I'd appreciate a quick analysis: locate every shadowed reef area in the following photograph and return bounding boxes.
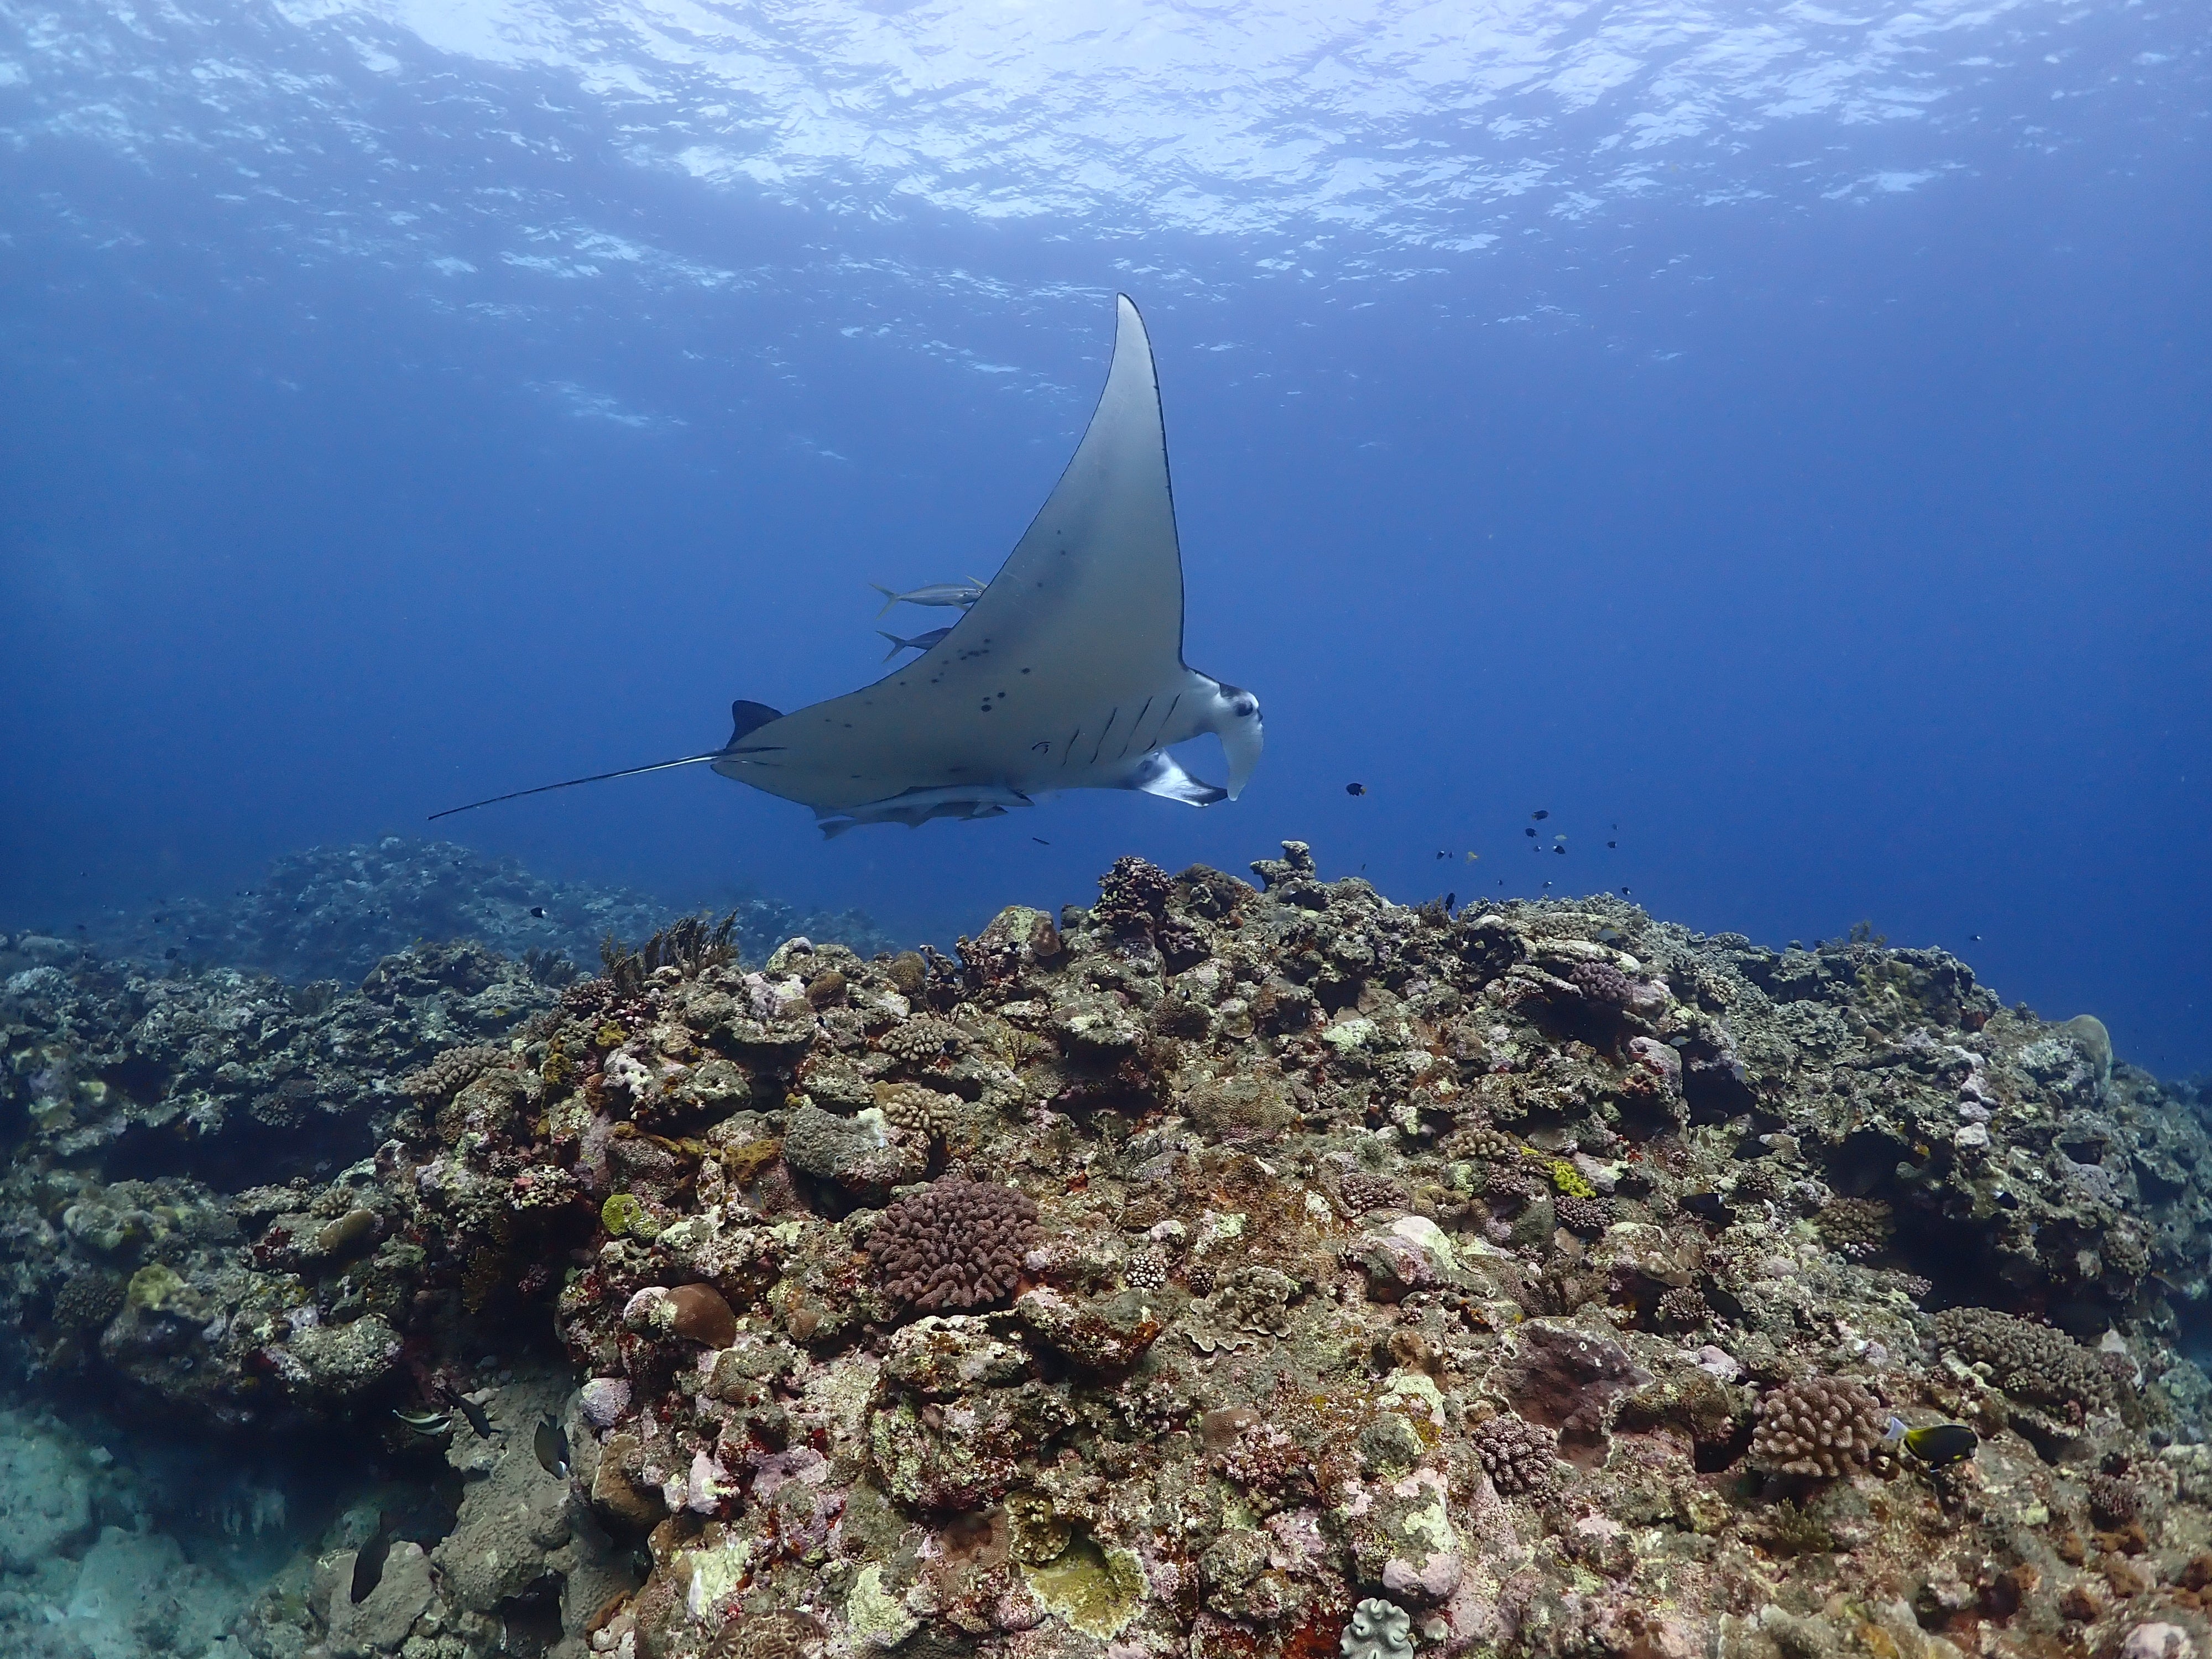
[2,838,2209,1659]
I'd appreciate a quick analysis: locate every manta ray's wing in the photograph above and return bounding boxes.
[715,294,1261,817]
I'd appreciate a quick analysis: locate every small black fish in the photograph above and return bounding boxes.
[1969,933,1981,941]
[1444,892,1455,911]
[1620,887,1631,896]
[1606,841,1617,848]
[1436,851,1448,859]
[1682,1192,1733,1223]
[1032,837,1051,846]
[351,1511,399,1604]
[1532,809,1549,820]
[1524,827,1536,838]
[1345,782,1366,796]
[529,906,546,918]
[1552,845,1566,855]
[534,1415,571,1479]
[437,1383,493,1438]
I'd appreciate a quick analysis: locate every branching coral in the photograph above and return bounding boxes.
[1751,1377,1885,1478]
[875,1082,954,1142]
[878,1016,966,1066]
[1816,1197,1893,1260]
[52,1270,124,1332]
[401,1044,506,1103]
[1929,1307,2114,1410]
[1568,959,1634,1009]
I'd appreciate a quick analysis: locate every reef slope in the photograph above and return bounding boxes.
[5,842,2211,1659]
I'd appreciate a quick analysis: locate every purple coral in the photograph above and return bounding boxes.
[868,1177,1039,1313]
[1568,959,1634,1009]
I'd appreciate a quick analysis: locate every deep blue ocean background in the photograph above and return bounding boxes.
[3,0,2206,1073]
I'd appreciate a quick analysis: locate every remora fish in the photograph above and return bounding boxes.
[351,1511,399,1605]
[534,1415,571,1479]
[430,298,1262,838]
[872,580,987,615]
[878,627,953,661]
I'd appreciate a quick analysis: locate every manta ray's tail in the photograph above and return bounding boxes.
[429,701,785,821]
[426,753,726,821]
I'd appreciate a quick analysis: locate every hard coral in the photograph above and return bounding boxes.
[51,1270,124,1332]
[1553,1192,1610,1235]
[402,1042,507,1103]
[1473,1412,1560,1498]
[1929,1307,2114,1410]
[1817,1197,1894,1260]
[1339,1171,1408,1215]
[874,1082,954,1142]
[1751,1376,1886,1478]
[1093,854,1172,936]
[868,1177,1038,1313]
[1341,1597,1415,1659]
[1214,1418,1319,1511]
[1568,959,1634,1009]
[2089,1472,2143,1527]
[1211,1266,1299,1335]
[878,1016,964,1066]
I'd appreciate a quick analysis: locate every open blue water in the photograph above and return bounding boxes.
[3,0,2206,1074]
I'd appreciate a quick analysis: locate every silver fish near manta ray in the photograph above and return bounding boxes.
[872,579,987,615]
[431,296,1262,837]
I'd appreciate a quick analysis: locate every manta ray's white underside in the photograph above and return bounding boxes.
[713,295,1262,836]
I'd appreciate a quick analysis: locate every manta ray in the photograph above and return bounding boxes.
[433,295,1262,837]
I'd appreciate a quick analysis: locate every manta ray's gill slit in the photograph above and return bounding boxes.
[1061,729,1081,766]
[1089,709,1120,765]
[1117,697,1155,759]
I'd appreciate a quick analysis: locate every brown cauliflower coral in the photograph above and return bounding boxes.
[1751,1376,1886,1478]
[868,1176,1039,1313]
[1473,1413,1560,1498]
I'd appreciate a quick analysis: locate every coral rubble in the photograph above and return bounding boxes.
[7,840,2212,1659]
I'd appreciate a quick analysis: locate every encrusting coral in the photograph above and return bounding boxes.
[7,838,2212,1659]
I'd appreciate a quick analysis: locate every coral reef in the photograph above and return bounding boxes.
[6,839,2212,1659]
[40,836,891,985]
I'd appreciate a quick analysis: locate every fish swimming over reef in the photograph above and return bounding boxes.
[436,1382,492,1438]
[351,1511,399,1604]
[1885,1415,1978,1468]
[432,296,1261,837]
[534,1415,570,1479]
[872,578,986,615]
